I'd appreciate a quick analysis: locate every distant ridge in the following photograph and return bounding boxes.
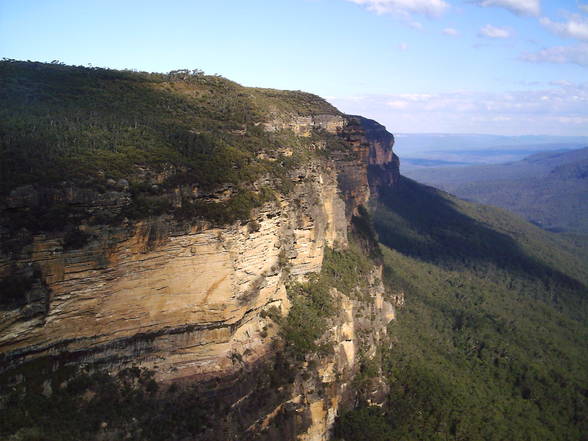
[394,133,588,168]
[404,147,588,233]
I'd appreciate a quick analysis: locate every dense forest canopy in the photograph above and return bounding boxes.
[335,177,588,441]
[0,60,351,234]
[0,59,340,195]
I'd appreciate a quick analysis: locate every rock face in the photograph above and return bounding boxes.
[263,114,346,137]
[295,266,398,441]
[0,111,400,440]
[343,116,400,199]
[1,164,348,381]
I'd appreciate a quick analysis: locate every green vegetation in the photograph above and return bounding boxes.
[334,407,393,441]
[174,187,275,225]
[0,363,214,441]
[1,61,249,192]
[280,244,374,358]
[248,87,340,116]
[335,176,588,441]
[321,245,372,298]
[1,344,305,441]
[281,274,335,358]
[374,177,588,316]
[0,60,336,227]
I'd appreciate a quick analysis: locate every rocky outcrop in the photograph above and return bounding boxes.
[340,116,399,200]
[0,163,350,381]
[295,267,399,441]
[263,114,346,137]
[0,109,400,440]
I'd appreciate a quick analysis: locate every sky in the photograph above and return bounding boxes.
[1,0,588,135]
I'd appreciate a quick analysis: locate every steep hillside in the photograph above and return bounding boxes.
[404,147,588,233]
[334,177,588,441]
[0,60,400,441]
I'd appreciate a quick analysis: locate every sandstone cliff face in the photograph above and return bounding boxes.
[0,163,347,381]
[0,111,400,440]
[344,116,400,199]
[295,267,398,441]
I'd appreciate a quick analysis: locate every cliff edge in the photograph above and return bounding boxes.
[0,61,401,441]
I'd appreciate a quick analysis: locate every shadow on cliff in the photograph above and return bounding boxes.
[373,176,586,308]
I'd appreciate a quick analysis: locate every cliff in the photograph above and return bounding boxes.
[0,61,401,441]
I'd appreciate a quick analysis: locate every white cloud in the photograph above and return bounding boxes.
[476,0,540,16]
[442,27,459,36]
[579,4,588,14]
[329,83,588,135]
[398,42,409,51]
[540,15,588,41]
[346,0,449,17]
[479,24,512,38]
[521,44,588,67]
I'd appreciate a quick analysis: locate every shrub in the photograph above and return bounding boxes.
[334,407,393,441]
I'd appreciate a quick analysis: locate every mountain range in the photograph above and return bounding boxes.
[404,147,588,234]
[395,133,588,168]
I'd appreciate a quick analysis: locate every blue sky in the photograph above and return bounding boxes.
[1,0,588,135]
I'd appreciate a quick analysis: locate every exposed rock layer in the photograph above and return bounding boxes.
[0,112,400,440]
